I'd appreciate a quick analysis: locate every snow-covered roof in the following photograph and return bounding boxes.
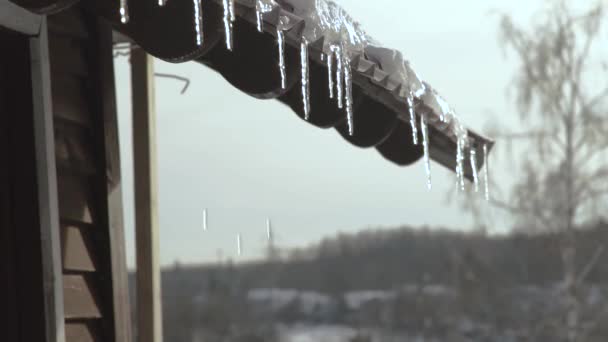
[18,0,494,192]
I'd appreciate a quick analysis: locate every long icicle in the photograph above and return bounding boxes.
[421,114,432,190]
[194,0,204,46]
[222,0,234,50]
[277,29,286,89]
[301,38,311,119]
[335,45,344,109]
[456,136,466,191]
[120,0,129,24]
[327,51,335,99]
[470,148,479,192]
[344,54,354,136]
[407,92,418,145]
[483,144,490,201]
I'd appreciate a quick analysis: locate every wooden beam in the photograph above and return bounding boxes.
[29,16,66,342]
[131,48,163,342]
[0,0,42,35]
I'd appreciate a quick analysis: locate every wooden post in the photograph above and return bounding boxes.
[131,47,163,342]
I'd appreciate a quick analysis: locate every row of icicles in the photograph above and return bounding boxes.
[118,0,490,199]
[203,210,275,257]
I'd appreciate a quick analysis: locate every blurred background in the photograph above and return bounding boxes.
[113,0,608,341]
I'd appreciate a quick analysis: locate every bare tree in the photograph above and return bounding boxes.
[460,1,607,341]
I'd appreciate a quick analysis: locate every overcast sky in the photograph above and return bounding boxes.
[113,0,556,268]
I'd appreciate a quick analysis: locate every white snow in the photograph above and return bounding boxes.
[344,290,394,309]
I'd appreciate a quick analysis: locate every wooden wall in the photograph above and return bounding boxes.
[48,8,131,342]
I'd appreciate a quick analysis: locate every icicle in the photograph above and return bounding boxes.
[120,0,129,24]
[344,55,354,136]
[203,209,208,231]
[421,114,432,190]
[321,53,325,62]
[327,51,334,99]
[335,45,344,109]
[456,136,466,191]
[470,148,479,192]
[301,38,311,119]
[407,92,418,145]
[222,0,234,50]
[237,234,242,256]
[483,144,490,201]
[277,29,286,89]
[255,0,274,33]
[194,0,204,46]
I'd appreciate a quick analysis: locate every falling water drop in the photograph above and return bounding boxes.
[222,0,234,50]
[407,92,418,145]
[327,51,335,99]
[483,144,490,201]
[277,29,287,89]
[193,0,204,46]
[202,209,208,231]
[344,55,354,136]
[421,114,432,190]
[301,38,311,119]
[266,218,272,243]
[470,148,479,192]
[335,45,344,109]
[237,234,242,256]
[120,0,129,24]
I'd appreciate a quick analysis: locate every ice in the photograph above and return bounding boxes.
[203,208,208,231]
[456,134,466,191]
[222,0,234,50]
[255,0,276,32]
[344,55,354,135]
[483,144,490,201]
[327,52,334,99]
[120,0,129,24]
[301,38,311,118]
[277,28,287,89]
[407,93,418,145]
[421,114,431,190]
[470,148,479,192]
[237,233,242,256]
[194,0,204,46]
[333,44,344,109]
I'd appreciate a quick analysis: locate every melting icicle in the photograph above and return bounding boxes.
[222,0,234,50]
[421,114,432,190]
[237,234,242,256]
[255,0,275,32]
[203,209,208,231]
[456,136,466,191]
[334,45,344,109]
[344,55,354,135]
[327,52,334,99]
[193,0,204,46]
[407,92,418,145]
[277,29,287,89]
[470,148,479,192]
[120,0,129,24]
[301,38,311,119]
[483,144,490,201]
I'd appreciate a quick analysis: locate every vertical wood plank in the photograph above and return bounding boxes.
[30,17,67,342]
[130,48,163,342]
[93,17,133,342]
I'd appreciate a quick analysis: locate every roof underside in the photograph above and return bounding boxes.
[15,0,494,181]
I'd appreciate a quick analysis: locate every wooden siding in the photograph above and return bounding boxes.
[48,8,131,342]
